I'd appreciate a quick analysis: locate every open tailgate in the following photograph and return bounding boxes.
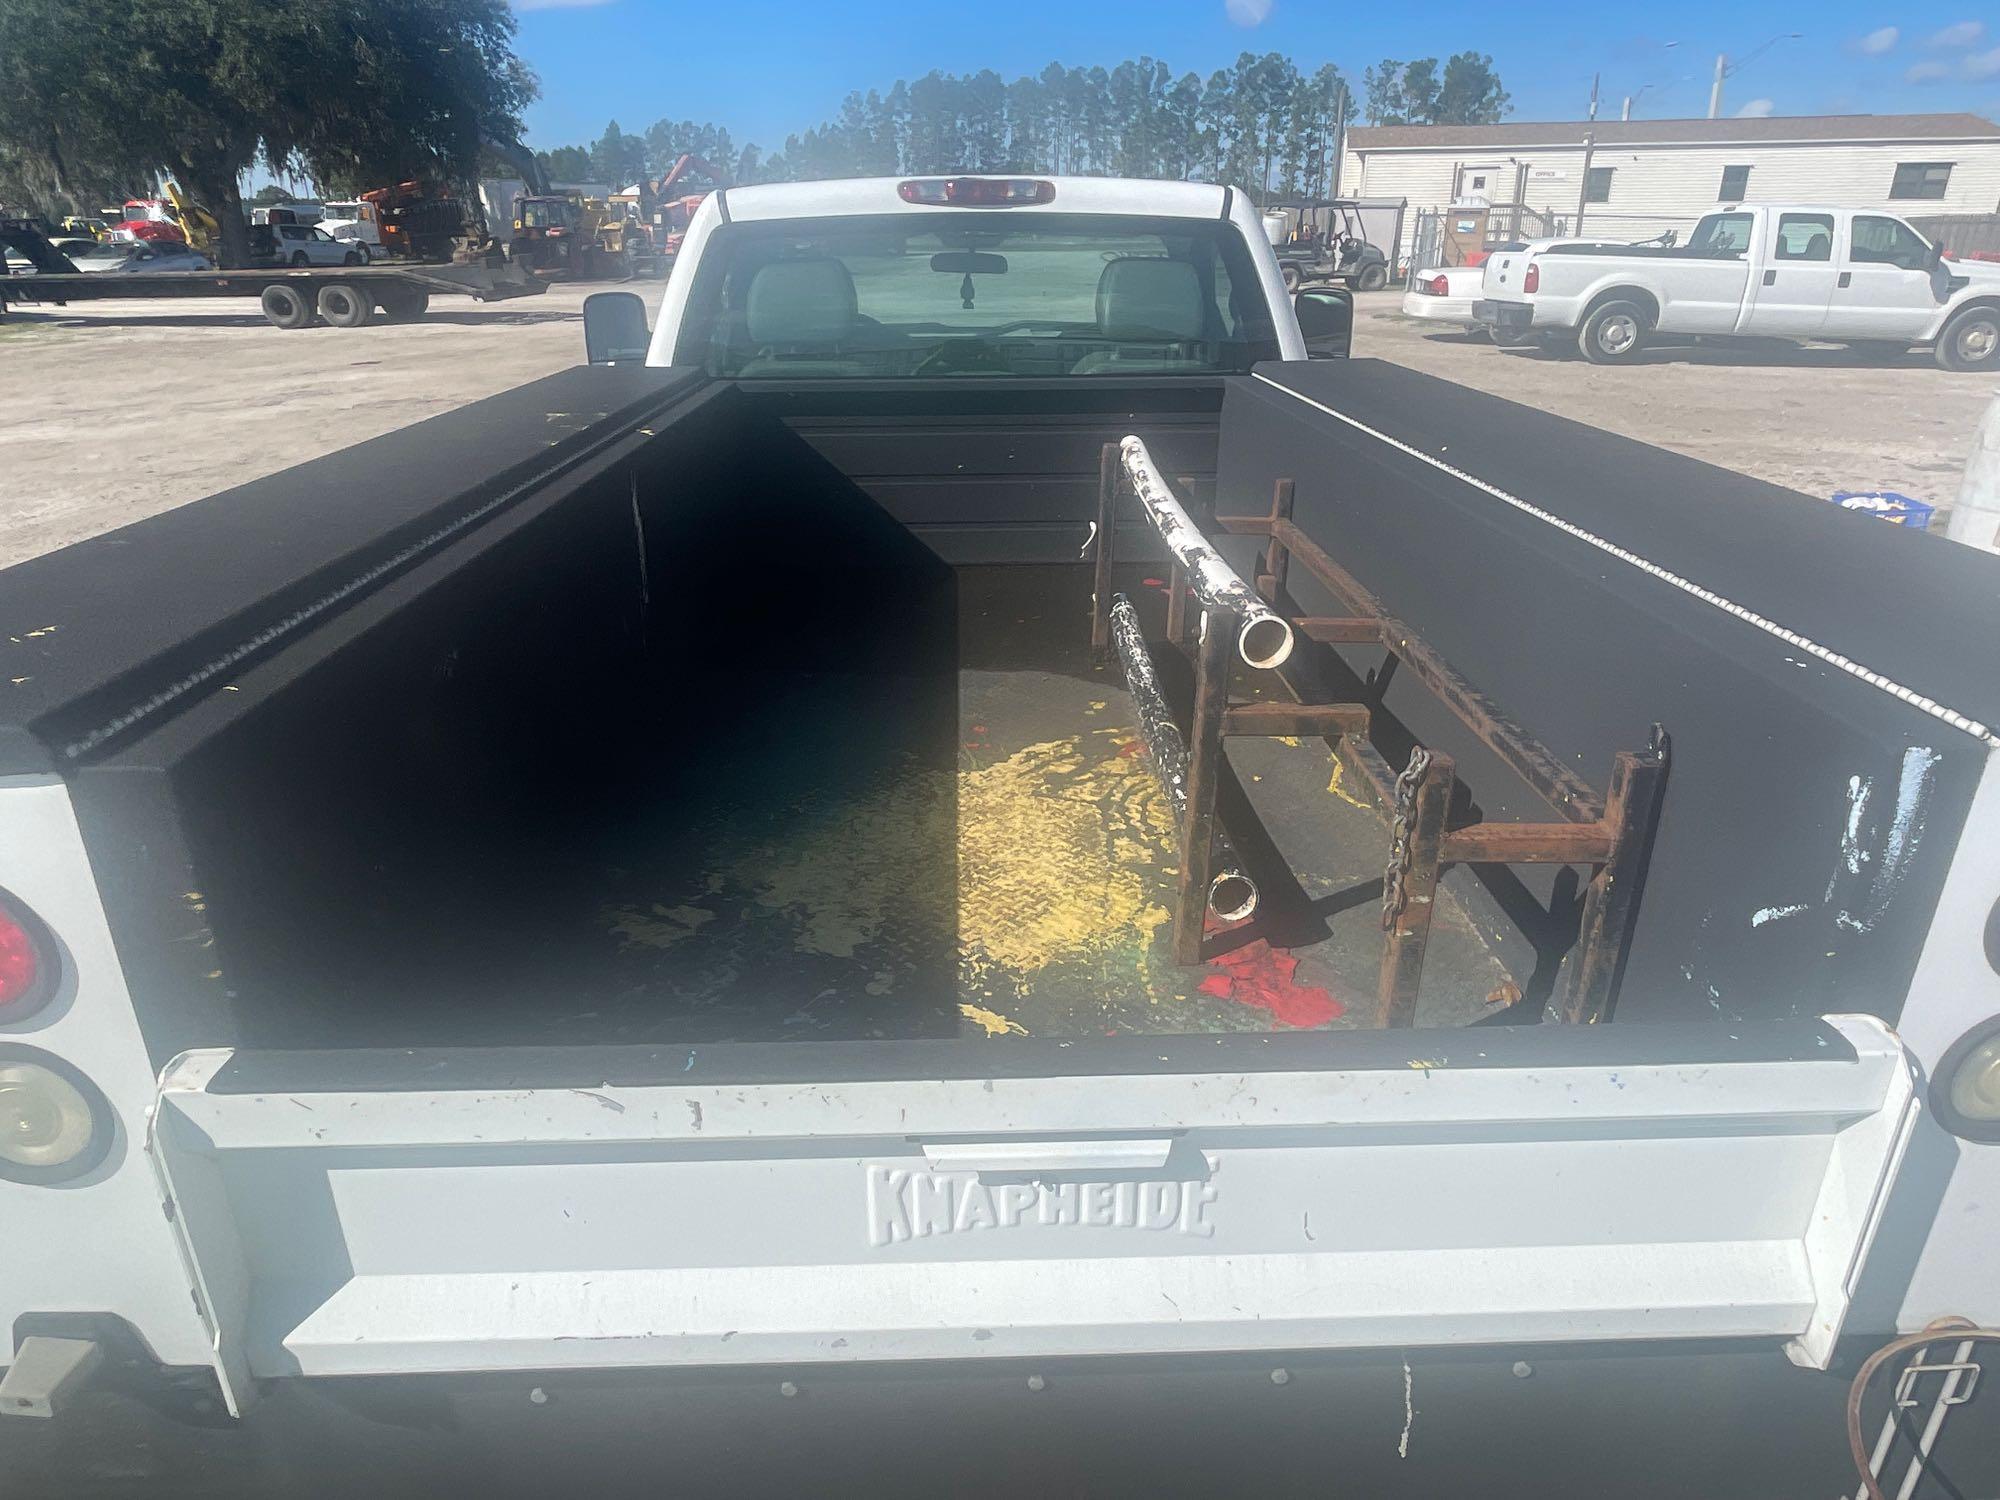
[151,1018,1915,1412]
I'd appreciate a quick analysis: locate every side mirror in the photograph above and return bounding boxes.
[1294,286,1353,360]
[583,290,651,365]
[1927,240,1945,270]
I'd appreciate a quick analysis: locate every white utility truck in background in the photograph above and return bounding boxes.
[1474,204,2000,368]
[2,176,1994,1498]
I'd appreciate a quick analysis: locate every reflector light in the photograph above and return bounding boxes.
[0,1048,112,1184]
[897,177,1057,207]
[1523,262,1541,294]
[1932,1015,2000,1143]
[0,892,56,1017]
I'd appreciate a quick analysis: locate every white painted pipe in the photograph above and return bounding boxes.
[1947,388,2000,553]
[1119,435,1296,670]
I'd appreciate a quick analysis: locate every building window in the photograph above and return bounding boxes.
[1584,167,1614,204]
[1718,164,1751,201]
[1890,162,1952,200]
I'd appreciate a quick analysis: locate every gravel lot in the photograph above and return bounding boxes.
[0,282,1990,569]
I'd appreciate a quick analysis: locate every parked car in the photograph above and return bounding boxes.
[1401,266,1485,328]
[260,222,367,267]
[1474,204,2000,369]
[68,239,214,273]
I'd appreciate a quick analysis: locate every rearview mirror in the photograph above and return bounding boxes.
[930,251,1008,275]
[1294,286,1353,360]
[583,290,650,365]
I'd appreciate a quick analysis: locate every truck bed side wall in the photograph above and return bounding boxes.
[67,387,956,1061]
[1219,366,1989,1027]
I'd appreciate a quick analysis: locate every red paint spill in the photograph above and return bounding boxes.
[1142,577,1168,590]
[1198,940,1343,1027]
[1116,739,1144,758]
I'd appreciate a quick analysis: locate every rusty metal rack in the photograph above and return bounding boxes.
[1091,437,1668,1029]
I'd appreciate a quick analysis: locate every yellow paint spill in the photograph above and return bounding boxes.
[730,734,1174,986]
[1274,735,1302,747]
[605,902,715,949]
[1407,1057,1445,1071]
[957,737,1173,979]
[960,1002,1028,1037]
[1325,755,1370,810]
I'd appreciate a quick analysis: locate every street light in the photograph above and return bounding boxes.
[1708,33,1802,119]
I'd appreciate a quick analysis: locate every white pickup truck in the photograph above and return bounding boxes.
[3,176,1996,1496]
[1474,204,2000,369]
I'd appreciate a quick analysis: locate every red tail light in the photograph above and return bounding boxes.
[1523,262,1541,294]
[0,892,57,1018]
[897,177,1057,207]
[1425,275,1449,295]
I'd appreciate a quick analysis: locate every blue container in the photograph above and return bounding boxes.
[1830,490,1936,529]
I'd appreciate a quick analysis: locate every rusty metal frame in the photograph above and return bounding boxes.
[1093,443,1669,1028]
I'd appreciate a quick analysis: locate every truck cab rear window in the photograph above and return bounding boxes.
[676,213,1281,378]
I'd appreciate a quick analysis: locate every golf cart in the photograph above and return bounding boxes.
[1267,197,1392,293]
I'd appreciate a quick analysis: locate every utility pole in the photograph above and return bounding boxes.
[1574,129,1596,236]
[1707,53,1726,118]
[1621,96,1632,121]
[1587,72,1600,121]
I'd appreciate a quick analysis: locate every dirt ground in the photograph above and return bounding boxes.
[0,282,1990,569]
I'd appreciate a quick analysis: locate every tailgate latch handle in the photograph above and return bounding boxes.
[920,1138,1179,1175]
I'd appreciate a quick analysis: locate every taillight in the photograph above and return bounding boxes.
[0,891,58,1019]
[1425,275,1449,295]
[897,177,1057,207]
[1523,262,1541,293]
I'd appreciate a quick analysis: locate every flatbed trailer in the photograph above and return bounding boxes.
[0,261,546,329]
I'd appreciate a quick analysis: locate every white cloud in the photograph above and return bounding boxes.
[1225,0,1273,25]
[1855,26,1899,55]
[1904,59,1953,82]
[1734,97,1775,117]
[1928,20,1985,48]
[513,0,616,10]
[1967,46,2000,78]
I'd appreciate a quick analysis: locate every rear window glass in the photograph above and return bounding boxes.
[676,212,1281,378]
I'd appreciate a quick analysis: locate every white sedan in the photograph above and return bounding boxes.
[1400,265,1484,327]
[68,240,215,273]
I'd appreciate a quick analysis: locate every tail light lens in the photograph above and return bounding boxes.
[1425,275,1449,295]
[0,891,58,1019]
[897,177,1056,207]
[1523,262,1541,294]
[0,1047,113,1183]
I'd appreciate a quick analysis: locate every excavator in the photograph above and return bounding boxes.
[639,153,727,261]
[108,183,220,254]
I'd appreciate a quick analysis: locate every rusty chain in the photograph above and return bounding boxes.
[1380,745,1434,930]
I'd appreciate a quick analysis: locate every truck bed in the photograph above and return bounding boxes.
[320,560,1506,1051]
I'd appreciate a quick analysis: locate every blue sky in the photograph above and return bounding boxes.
[511,0,2000,152]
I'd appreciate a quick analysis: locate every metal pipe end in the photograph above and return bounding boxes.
[1208,871,1259,924]
[1237,614,1295,670]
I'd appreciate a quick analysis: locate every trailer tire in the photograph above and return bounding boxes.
[1579,299,1649,364]
[1356,263,1389,293]
[374,288,429,322]
[315,282,372,328]
[1935,305,2000,372]
[259,283,315,330]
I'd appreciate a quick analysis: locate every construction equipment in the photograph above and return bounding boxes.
[108,184,221,255]
[640,153,727,260]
